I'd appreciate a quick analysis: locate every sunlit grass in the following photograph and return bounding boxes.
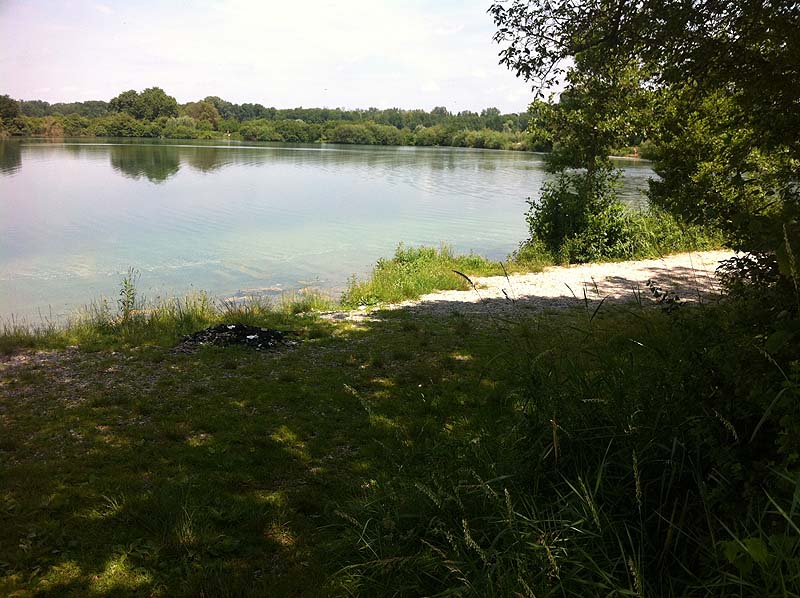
[340,243,542,307]
[0,275,335,353]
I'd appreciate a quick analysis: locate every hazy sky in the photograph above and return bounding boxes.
[0,0,536,112]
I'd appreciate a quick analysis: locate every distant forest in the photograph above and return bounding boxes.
[0,87,555,152]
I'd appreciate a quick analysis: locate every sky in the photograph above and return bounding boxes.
[0,0,536,113]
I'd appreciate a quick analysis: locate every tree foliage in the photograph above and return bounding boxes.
[0,94,20,120]
[182,101,221,129]
[108,89,139,115]
[491,0,800,263]
[109,87,178,120]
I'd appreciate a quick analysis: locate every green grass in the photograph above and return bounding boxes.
[616,207,724,258]
[328,302,800,597]
[340,244,546,308]
[0,281,335,355]
[1,255,797,597]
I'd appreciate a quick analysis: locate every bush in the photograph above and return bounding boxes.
[239,120,284,142]
[272,119,320,143]
[413,125,448,146]
[88,113,147,137]
[23,116,65,137]
[6,117,30,136]
[527,170,619,259]
[638,139,658,160]
[526,170,721,263]
[327,123,376,145]
[61,114,91,136]
[341,244,504,307]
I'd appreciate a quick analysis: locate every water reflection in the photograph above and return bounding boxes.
[182,146,235,173]
[2,139,656,186]
[0,139,21,175]
[110,144,181,183]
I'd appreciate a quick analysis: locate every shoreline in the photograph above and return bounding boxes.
[2,250,731,346]
[4,135,650,160]
[324,249,734,321]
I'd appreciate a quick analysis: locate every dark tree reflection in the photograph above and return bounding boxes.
[0,140,22,175]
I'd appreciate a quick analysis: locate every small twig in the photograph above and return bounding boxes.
[453,270,484,303]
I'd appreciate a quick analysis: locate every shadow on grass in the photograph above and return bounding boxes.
[1,300,536,596]
[0,265,731,596]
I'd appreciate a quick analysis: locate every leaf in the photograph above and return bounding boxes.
[722,540,739,564]
[743,537,769,565]
[765,329,796,354]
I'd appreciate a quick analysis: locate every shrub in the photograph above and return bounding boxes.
[328,123,376,145]
[527,170,620,259]
[526,170,721,262]
[413,125,448,146]
[341,244,504,307]
[239,120,284,142]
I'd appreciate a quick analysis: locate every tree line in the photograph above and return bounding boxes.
[0,87,560,151]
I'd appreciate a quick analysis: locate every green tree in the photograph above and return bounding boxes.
[490,0,800,263]
[203,95,236,120]
[109,89,139,115]
[480,107,502,131]
[0,95,20,120]
[18,99,50,117]
[132,87,178,120]
[183,101,221,129]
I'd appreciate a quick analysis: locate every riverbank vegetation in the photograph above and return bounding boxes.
[341,222,720,307]
[340,245,519,308]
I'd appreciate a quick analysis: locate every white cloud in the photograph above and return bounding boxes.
[1,0,535,112]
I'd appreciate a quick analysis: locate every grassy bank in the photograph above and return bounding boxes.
[0,283,335,355]
[3,245,798,597]
[342,221,722,308]
[340,244,552,308]
[1,276,798,596]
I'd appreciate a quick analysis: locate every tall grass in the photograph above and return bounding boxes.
[331,295,800,596]
[340,244,537,308]
[0,271,335,353]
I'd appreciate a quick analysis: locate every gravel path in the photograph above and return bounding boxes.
[325,250,736,320]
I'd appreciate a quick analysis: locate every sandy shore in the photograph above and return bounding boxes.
[325,250,736,320]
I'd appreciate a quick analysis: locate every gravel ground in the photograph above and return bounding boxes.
[325,250,736,320]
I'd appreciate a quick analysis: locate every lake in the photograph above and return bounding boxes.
[0,138,655,321]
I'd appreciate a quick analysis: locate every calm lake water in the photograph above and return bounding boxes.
[0,138,655,321]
